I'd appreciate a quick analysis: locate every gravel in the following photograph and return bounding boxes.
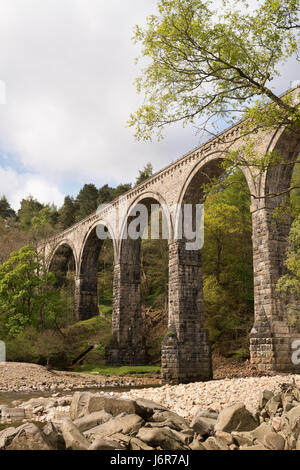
[111,374,300,421]
[0,362,159,393]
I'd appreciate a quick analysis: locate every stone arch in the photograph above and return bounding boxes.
[117,190,173,257]
[107,191,171,366]
[76,219,116,321]
[48,240,77,286]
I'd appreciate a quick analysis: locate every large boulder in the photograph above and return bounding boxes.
[89,435,127,450]
[136,426,188,450]
[264,432,285,450]
[215,403,258,433]
[70,392,157,420]
[73,410,112,432]
[250,422,274,444]
[61,418,90,450]
[0,427,18,450]
[43,422,66,450]
[4,423,54,450]
[85,414,144,439]
[150,411,191,432]
[190,410,217,436]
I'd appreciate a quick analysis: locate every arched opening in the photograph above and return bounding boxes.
[49,243,76,322]
[107,195,170,366]
[77,224,114,322]
[167,157,254,382]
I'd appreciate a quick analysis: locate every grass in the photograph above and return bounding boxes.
[98,304,113,315]
[73,364,161,377]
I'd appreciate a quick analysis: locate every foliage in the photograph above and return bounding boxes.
[0,196,15,220]
[129,0,300,141]
[202,169,254,353]
[0,245,62,338]
[75,184,99,221]
[277,216,300,324]
[136,163,154,185]
[58,196,76,229]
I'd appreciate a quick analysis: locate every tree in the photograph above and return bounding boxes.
[75,184,98,221]
[136,163,154,185]
[58,195,76,229]
[277,216,300,324]
[0,196,15,220]
[129,0,299,142]
[18,196,44,230]
[202,170,254,354]
[0,245,61,338]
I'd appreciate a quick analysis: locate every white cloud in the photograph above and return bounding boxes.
[0,0,298,210]
[0,167,65,210]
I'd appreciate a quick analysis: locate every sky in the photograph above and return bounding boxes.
[0,0,298,210]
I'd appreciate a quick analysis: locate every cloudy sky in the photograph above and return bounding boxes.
[0,0,298,210]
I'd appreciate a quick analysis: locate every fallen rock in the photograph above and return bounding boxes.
[191,415,216,436]
[231,431,254,447]
[89,436,127,450]
[85,414,144,438]
[250,422,274,444]
[43,422,66,450]
[150,411,191,431]
[202,437,225,450]
[5,423,54,450]
[61,418,90,450]
[73,410,112,432]
[215,403,258,433]
[136,426,187,450]
[70,392,149,420]
[264,432,285,450]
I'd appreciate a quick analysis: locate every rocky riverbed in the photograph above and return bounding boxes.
[2,362,300,450]
[2,378,300,450]
[0,362,160,393]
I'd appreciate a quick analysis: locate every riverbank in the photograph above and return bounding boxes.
[0,362,160,394]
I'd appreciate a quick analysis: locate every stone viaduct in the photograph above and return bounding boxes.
[39,88,300,384]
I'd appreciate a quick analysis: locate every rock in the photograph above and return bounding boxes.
[136,427,187,450]
[5,423,54,450]
[250,422,274,444]
[130,437,155,450]
[150,411,191,431]
[0,427,17,450]
[265,393,282,417]
[231,431,255,447]
[85,414,144,438]
[259,390,274,409]
[70,392,147,420]
[189,438,206,450]
[215,431,234,447]
[264,432,285,450]
[89,436,126,450]
[280,405,300,448]
[1,407,25,419]
[193,409,218,420]
[286,404,300,433]
[240,443,268,450]
[134,399,167,419]
[272,417,282,432]
[69,392,91,420]
[43,422,65,450]
[202,437,225,450]
[215,403,258,433]
[73,410,112,432]
[191,415,216,436]
[61,418,90,450]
